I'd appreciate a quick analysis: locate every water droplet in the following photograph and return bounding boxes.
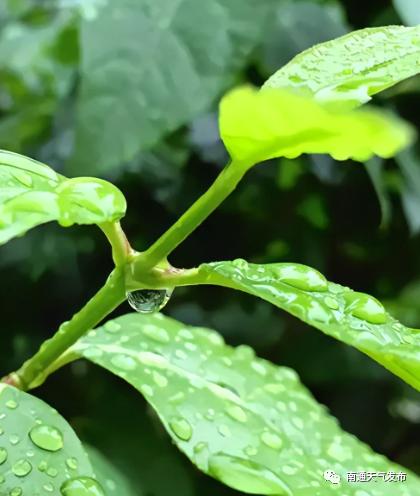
[47,466,58,477]
[0,447,7,464]
[6,400,18,409]
[110,354,137,371]
[66,458,78,470]
[208,454,292,495]
[232,259,249,270]
[126,288,173,314]
[9,488,23,496]
[9,435,20,445]
[344,292,387,324]
[271,264,328,292]
[38,460,48,472]
[142,324,170,343]
[261,431,283,450]
[152,371,168,388]
[12,459,32,477]
[244,446,258,456]
[169,417,193,441]
[226,405,248,423]
[43,482,55,492]
[104,321,121,333]
[324,296,339,310]
[29,425,64,452]
[60,477,105,496]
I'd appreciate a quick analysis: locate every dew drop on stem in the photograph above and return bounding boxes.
[126,288,173,313]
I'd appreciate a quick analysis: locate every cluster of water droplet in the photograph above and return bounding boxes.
[0,389,105,495]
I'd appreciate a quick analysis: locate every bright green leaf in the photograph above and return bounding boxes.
[0,383,97,494]
[56,313,419,495]
[85,445,137,496]
[263,25,420,110]
[219,86,413,165]
[72,0,275,174]
[0,150,126,245]
[198,260,420,391]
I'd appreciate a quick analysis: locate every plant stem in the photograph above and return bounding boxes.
[10,268,126,391]
[135,160,249,271]
[100,221,133,266]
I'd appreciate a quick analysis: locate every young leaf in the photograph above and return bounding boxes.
[219,86,413,165]
[0,150,126,245]
[0,383,99,494]
[263,25,420,109]
[198,260,420,391]
[55,313,419,495]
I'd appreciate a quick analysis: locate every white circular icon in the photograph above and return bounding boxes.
[323,469,341,484]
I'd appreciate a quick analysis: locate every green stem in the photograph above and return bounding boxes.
[11,268,126,391]
[100,221,133,266]
[136,160,249,271]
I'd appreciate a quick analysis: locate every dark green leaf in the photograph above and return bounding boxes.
[55,313,419,495]
[72,0,275,173]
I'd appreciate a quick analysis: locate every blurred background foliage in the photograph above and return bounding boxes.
[1,0,420,493]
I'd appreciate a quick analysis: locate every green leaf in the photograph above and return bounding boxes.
[57,313,420,495]
[85,445,137,496]
[0,383,97,494]
[0,150,126,245]
[263,25,420,110]
[394,0,420,26]
[219,86,413,165]
[198,260,420,391]
[72,0,275,174]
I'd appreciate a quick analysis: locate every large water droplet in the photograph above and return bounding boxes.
[126,289,173,314]
[271,264,328,292]
[110,354,137,371]
[9,488,23,496]
[169,417,193,441]
[12,459,32,477]
[0,447,7,464]
[60,477,105,496]
[29,425,64,452]
[208,454,292,495]
[261,431,283,450]
[344,292,387,324]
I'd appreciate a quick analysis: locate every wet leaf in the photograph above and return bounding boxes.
[198,260,420,391]
[0,150,126,245]
[0,383,96,494]
[85,445,137,496]
[57,313,419,495]
[219,86,413,165]
[263,25,420,110]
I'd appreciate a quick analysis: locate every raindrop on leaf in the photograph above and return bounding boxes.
[29,425,64,452]
[60,477,105,496]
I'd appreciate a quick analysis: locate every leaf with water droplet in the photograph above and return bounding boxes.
[54,313,420,495]
[263,25,420,110]
[83,445,137,496]
[0,150,126,245]
[200,260,420,391]
[0,384,97,493]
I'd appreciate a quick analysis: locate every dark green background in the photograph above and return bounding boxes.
[0,0,419,494]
